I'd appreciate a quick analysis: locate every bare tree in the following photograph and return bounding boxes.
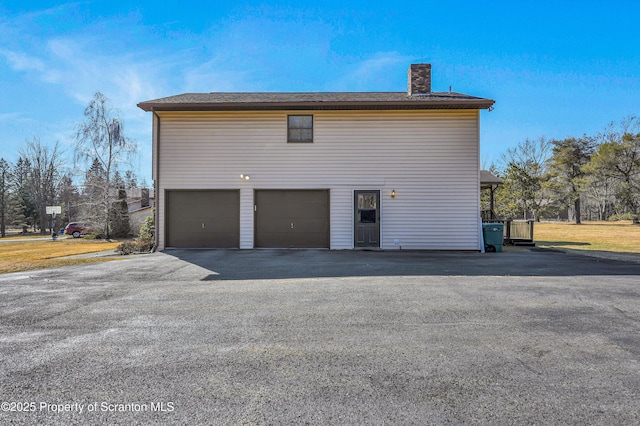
[582,172,616,220]
[587,116,640,218]
[75,92,137,239]
[20,138,63,234]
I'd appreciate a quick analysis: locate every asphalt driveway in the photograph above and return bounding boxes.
[1,249,639,425]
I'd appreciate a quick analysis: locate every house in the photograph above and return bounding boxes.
[137,64,495,250]
[106,187,155,236]
[126,188,154,212]
[129,205,153,236]
[125,188,155,236]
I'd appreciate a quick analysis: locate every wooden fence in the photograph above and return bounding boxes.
[482,219,535,245]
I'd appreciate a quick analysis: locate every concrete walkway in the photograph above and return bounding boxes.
[0,235,72,243]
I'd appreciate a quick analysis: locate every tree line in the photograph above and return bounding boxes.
[0,92,144,238]
[485,115,640,223]
[3,95,636,237]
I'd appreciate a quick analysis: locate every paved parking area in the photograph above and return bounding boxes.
[1,249,639,425]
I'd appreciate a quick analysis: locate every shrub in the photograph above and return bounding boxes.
[115,213,155,255]
[139,211,154,243]
[84,232,104,240]
[608,212,639,221]
[116,240,153,255]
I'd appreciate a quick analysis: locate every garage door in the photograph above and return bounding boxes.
[255,190,329,248]
[166,190,239,248]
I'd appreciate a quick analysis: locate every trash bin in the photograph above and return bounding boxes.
[483,223,504,253]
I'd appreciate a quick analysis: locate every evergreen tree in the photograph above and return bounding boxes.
[498,137,551,221]
[109,188,130,238]
[82,158,107,223]
[546,136,595,224]
[58,173,80,225]
[12,157,35,232]
[112,170,125,191]
[0,158,11,237]
[124,170,138,189]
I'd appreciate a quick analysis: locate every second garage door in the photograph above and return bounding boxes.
[255,190,329,248]
[166,190,239,248]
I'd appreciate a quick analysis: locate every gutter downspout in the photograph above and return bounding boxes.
[152,111,160,252]
[477,109,485,253]
[479,216,485,253]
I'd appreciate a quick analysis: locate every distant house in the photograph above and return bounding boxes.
[129,206,153,236]
[138,64,494,250]
[126,188,154,236]
[126,188,154,212]
[106,187,155,236]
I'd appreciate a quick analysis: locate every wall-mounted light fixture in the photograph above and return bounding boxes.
[240,174,250,181]
[390,189,396,198]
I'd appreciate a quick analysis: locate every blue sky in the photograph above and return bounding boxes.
[1,1,639,182]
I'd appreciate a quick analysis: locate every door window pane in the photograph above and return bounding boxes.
[359,209,376,223]
[358,194,377,209]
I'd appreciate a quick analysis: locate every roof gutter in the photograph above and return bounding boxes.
[137,99,495,112]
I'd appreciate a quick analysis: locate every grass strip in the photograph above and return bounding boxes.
[0,239,122,274]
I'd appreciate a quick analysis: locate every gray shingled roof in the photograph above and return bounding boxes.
[137,91,495,112]
[481,170,503,187]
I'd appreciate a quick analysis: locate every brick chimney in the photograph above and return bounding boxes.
[407,64,432,96]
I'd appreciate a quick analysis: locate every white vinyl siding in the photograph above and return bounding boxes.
[155,110,480,250]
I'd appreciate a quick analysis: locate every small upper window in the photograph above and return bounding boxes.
[288,115,313,143]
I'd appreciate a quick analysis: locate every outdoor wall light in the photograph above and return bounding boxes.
[390,189,396,198]
[240,174,250,180]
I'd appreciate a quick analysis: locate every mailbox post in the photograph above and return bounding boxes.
[46,206,62,240]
